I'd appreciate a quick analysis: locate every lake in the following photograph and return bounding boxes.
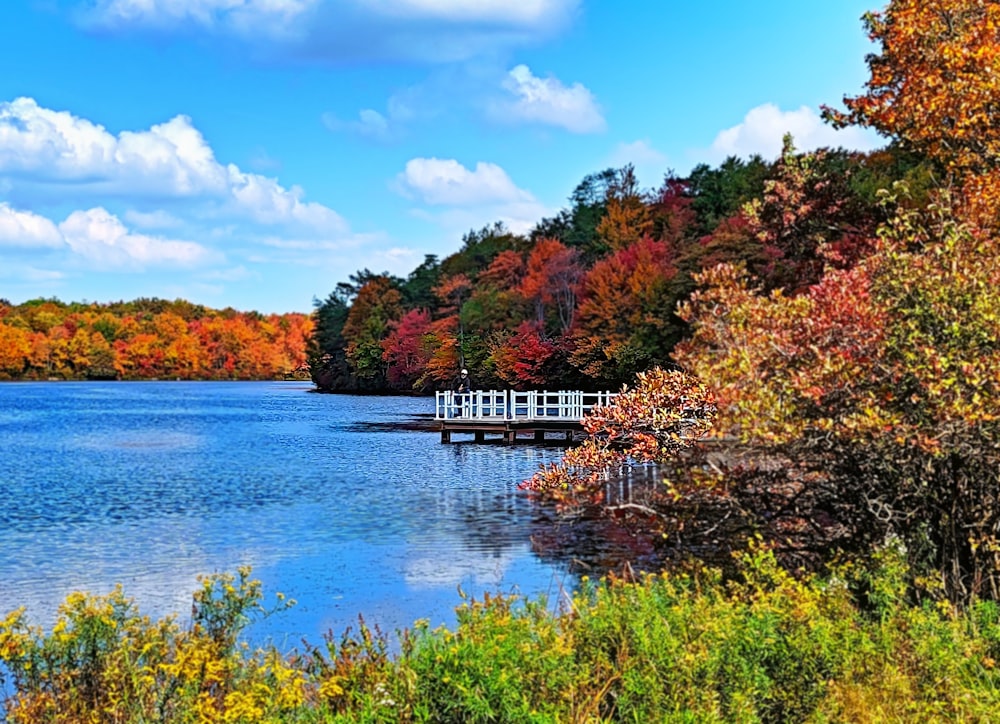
[0,381,579,648]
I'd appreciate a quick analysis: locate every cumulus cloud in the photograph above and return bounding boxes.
[0,200,215,269]
[707,103,883,161]
[79,0,578,63]
[59,208,216,268]
[496,64,605,134]
[226,166,347,231]
[396,158,534,206]
[0,203,63,248]
[394,158,555,234]
[0,98,343,232]
[396,158,551,236]
[0,99,224,193]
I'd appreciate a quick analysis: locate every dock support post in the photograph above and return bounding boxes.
[440,429,451,443]
[505,429,517,444]
[475,431,485,443]
[534,430,545,442]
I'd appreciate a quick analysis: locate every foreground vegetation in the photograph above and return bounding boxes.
[4,549,1000,723]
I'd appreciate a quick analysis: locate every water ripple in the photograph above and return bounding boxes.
[0,381,571,641]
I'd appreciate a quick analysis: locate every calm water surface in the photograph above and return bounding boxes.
[0,381,576,646]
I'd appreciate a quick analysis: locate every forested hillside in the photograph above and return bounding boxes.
[0,297,312,381]
[309,141,931,393]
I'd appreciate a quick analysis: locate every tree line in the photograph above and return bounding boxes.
[0,297,312,381]
[308,139,932,393]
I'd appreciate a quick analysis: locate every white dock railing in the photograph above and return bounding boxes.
[434,389,617,421]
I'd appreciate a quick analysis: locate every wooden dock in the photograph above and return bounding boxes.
[434,389,616,444]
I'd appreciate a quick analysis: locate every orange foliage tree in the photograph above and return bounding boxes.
[0,322,30,378]
[824,0,1000,226]
[596,165,652,252]
[0,299,312,381]
[519,238,583,335]
[571,236,679,385]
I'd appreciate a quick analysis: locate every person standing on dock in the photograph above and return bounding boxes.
[453,368,473,417]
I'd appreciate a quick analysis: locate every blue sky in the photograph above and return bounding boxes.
[0,0,884,314]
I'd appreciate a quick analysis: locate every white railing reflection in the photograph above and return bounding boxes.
[434,389,617,421]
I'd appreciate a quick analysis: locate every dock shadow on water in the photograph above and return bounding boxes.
[0,382,603,650]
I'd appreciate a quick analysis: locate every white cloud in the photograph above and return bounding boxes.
[497,64,605,134]
[0,203,63,248]
[0,200,217,269]
[0,99,225,193]
[59,208,217,268]
[396,158,534,206]
[396,158,551,236]
[707,103,883,161]
[410,201,551,237]
[226,166,347,231]
[0,98,343,231]
[124,209,183,229]
[80,0,578,63]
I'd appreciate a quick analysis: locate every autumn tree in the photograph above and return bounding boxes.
[596,164,652,253]
[0,298,306,381]
[823,0,1000,226]
[0,322,30,378]
[522,367,716,510]
[341,276,403,383]
[490,321,564,389]
[743,137,881,292]
[519,238,583,335]
[381,308,434,390]
[461,250,530,333]
[674,192,1000,604]
[571,236,680,386]
[648,174,696,247]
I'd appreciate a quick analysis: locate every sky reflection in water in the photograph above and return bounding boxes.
[0,382,575,646]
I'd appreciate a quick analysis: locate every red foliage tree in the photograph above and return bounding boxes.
[491,321,562,388]
[381,308,434,390]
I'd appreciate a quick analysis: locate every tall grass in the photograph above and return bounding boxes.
[4,546,1000,722]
